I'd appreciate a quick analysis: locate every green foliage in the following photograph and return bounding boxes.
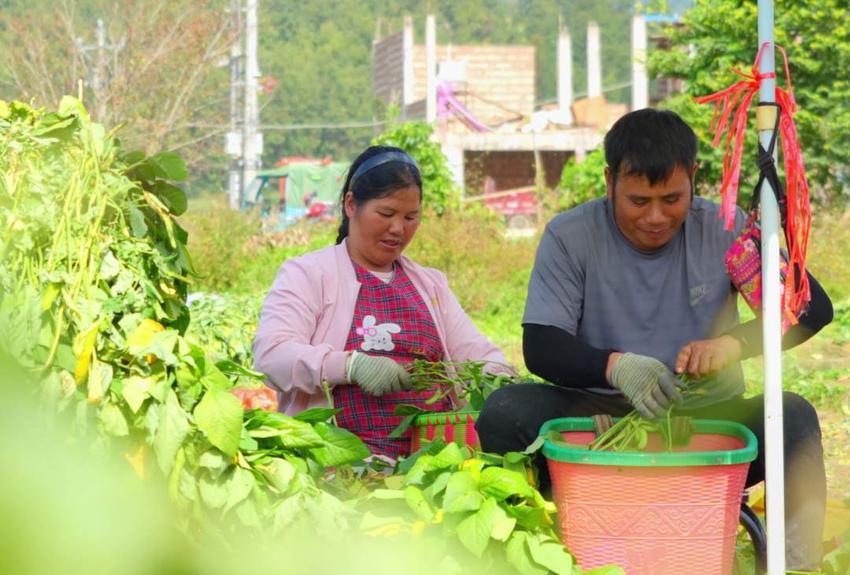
[558,147,608,210]
[179,196,263,292]
[648,0,850,202]
[372,121,459,214]
[0,97,369,539]
[358,444,608,574]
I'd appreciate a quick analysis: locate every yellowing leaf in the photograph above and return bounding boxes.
[41,283,61,311]
[125,444,147,480]
[87,360,113,404]
[126,318,164,349]
[122,376,153,413]
[73,325,98,385]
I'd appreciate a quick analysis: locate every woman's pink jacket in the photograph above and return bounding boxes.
[253,240,508,415]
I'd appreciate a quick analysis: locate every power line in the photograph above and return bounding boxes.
[191,120,387,131]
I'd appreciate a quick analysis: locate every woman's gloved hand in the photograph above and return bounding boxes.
[610,352,683,419]
[347,352,411,396]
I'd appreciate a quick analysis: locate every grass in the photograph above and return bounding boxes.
[184,199,850,386]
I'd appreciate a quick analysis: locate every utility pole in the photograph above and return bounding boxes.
[242,0,262,209]
[224,0,262,210]
[226,0,243,209]
[76,18,123,123]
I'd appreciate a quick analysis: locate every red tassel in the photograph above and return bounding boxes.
[695,42,811,322]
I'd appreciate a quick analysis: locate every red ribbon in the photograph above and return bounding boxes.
[695,42,811,323]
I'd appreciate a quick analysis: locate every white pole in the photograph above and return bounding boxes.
[228,0,243,210]
[757,0,786,572]
[557,17,574,124]
[587,21,602,99]
[242,0,262,209]
[426,14,437,124]
[402,16,414,118]
[631,14,648,111]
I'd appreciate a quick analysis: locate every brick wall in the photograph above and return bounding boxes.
[413,45,536,124]
[465,150,572,193]
[372,32,405,106]
[373,38,536,125]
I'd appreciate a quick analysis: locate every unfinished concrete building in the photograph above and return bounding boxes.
[372,14,671,225]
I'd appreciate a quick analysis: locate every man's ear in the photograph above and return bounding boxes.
[690,163,698,199]
[605,166,614,200]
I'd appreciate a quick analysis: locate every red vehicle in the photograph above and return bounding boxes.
[470,185,538,229]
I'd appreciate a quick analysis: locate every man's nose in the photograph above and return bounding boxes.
[646,203,665,224]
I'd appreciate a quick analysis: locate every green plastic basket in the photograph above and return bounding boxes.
[410,411,480,451]
[540,417,757,575]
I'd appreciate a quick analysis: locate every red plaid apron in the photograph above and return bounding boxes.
[332,261,451,459]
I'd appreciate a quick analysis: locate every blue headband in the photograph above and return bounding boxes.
[349,151,418,190]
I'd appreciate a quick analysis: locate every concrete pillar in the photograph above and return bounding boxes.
[587,21,602,99]
[402,16,414,117]
[631,15,648,110]
[443,145,465,194]
[557,20,574,123]
[426,15,437,123]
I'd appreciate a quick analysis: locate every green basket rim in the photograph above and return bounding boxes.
[412,411,479,427]
[540,417,757,467]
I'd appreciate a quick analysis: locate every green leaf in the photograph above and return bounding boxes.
[100,403,129,437]
[264,458,296,493]
[224,466,256,512]
[134,329,179,365]
[505,503,550,531]
[128,203,148,237]
[154,181,187,215]
[443,470,484,513]
[194,388,244,457]
[121,376,152,413]
[506,532,548,575]
[98,250,121,280]
[292,407,340,424]
[153,390,191,473]
[370,489,405,500]
[490,504,517,542]
[523,435,546,455]
[422,470,452,500]
[249,414,323,448]
[403,485,434,521]
[151,151,189,181]
[457,498,498,558]
[526,535,573,575]
[215,359,266,381]
[431,442,467,469]
[200,364,233,391]
[480,466,533,501]
[199,474,228,509]
[309,422,370,467]
[199,449,228,471]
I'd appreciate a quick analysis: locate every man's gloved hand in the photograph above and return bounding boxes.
[348,352,411,397]
[610,353,683,419]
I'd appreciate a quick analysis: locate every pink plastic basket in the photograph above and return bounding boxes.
[541,418,757,575]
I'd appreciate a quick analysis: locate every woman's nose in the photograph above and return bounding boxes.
[388,217,404,233]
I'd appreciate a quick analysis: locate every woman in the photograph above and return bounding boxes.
[253,145,509,458]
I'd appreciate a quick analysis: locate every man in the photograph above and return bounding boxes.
[475,108,833,570]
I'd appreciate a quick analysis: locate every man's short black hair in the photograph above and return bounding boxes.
[604,108,697,188]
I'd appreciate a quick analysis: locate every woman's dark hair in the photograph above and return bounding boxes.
[335,145,422,244]
[604,108,697,191]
